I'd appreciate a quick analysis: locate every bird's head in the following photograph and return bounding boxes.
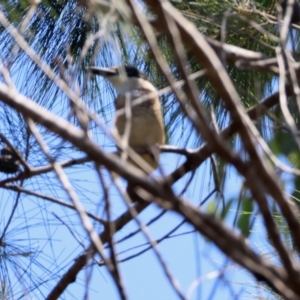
[88,65,156,94]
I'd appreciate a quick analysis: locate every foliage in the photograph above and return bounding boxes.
[0,0,298,299]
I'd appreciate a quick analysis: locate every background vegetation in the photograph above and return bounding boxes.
[0,0,299,299]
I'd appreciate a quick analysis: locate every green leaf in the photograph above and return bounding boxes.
[237,198,253,237]
[220,198,233,220]
[269,130,297,156]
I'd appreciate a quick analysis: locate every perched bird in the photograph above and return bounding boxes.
[89,65,165,171]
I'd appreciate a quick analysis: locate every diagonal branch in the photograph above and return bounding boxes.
[136,188,299,300]
[145,0,300,258]
[0,67,295,300]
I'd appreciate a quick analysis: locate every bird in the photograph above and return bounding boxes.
[88,65,165,172]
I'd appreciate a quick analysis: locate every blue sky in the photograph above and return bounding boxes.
[0,15,285,299]
[0,96,274,299]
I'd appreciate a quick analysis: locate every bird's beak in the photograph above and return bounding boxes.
[88,67,118,77]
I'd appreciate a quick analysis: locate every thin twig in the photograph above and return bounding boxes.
[4,184,106,225]
[27,118,127,299]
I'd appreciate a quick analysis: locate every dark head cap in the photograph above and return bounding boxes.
[88,65,148,80]
[122,66,148,80]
